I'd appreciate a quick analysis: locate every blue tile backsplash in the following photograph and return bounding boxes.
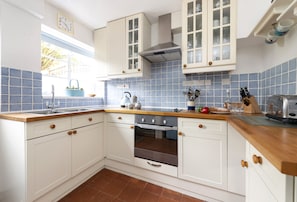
[1,57,296,112]
[106,57,297,111]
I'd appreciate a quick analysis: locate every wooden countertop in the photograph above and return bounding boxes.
[1,107,297,176]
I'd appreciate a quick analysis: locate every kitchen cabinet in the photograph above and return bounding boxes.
[181,0,236,73]
[227,124,245,196]
[244,142,294,202]
[0,112,104,202]
[178,118,227,190]
[105,113,135,165]
[107,13,151,79]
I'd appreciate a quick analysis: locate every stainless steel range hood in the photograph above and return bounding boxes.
[139,13,181,63]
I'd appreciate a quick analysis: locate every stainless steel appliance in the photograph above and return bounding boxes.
[134,114,178,166]
[266,95,297,123]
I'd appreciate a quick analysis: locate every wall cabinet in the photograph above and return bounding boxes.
[105,113,135,165]
[182,0,236,73]
[178,118,227,190]
[244,142,294,202]
[107,13,151,79]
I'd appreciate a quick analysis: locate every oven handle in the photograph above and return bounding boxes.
[134,123,177,131]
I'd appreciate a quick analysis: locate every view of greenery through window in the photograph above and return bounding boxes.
[41,41,104,97]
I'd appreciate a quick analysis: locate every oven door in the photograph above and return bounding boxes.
[134,123,178,166]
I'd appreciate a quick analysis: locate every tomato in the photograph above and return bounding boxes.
[200,107,209,114]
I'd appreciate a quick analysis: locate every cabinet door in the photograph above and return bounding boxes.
[27,131,71,201]
[107,18,126,76]
[106,122,134,165]
[178,118,227,189]
[72,123,104,176]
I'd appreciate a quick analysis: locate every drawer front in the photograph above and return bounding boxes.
[134,157,177,177]
[72,112,104,128]
[106,113,135,124]
[178,118,227,136]
[247,143,294,201]
[26,117,71,139]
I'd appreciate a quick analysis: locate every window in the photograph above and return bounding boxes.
[41,25,104,97]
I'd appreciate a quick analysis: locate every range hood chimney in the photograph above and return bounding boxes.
[139,13,181,63]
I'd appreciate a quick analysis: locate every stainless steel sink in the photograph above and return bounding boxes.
[27,108,90,115]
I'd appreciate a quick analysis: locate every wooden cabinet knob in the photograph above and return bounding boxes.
[178,132,183,136]
[183,64,187,68]
[50,124,56,129]
[208,61,213,66]
[122,70,125,74]
[130,125,134,129]
[88,117,93,122]
[252,154,262,164]
[137,68,141,72]
[241,160,248,168]
[72,130,77,135]
[118,117,122,120]
[67,131,73,135]
[198,124,203,128]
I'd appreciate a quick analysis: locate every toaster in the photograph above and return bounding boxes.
[266,95,297,122]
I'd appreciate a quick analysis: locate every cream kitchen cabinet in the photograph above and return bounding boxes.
[0,112,104,202]
[243,142,294,202]
[178,118,227,190]
[182,0,236,73]
[107,13,151,79]
[105,113,135,165]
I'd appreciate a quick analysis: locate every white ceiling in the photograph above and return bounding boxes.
[46,0,182,30]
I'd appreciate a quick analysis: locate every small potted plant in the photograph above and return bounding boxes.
[183,87,200,111]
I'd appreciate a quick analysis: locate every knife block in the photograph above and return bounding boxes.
[243,96,261,114]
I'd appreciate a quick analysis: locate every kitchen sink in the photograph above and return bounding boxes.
[27,108,90,115]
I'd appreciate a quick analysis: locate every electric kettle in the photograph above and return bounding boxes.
[120,91,131,108]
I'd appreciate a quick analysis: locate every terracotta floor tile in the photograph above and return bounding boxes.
[90,191,114,202]
[117,183,143,201]
[161,188,182,201]
[180,195,205,202]
[144,183,163,196]
[137,191,160,202]
[101,178,128,197]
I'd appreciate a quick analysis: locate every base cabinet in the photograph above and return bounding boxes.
[105,113,135,165]
[178,118,227,190]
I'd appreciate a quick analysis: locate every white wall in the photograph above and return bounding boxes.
[0,0,42,72]
[42,2,93,47]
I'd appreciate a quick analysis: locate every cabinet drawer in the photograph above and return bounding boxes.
[106,113,135,124]
[178,118,227,135]
[26,117,71,139]
[247,143,294,201]
[72,112,104,128]
[134,157,177,177]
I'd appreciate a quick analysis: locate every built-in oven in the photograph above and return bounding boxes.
[134,114,178,167]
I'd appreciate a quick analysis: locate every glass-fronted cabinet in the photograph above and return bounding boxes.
[182,0,236,74]
[125,13,151,76]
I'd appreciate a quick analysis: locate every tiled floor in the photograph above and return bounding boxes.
[59,168,205,202]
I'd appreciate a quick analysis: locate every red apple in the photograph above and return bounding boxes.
[200,107,209,114]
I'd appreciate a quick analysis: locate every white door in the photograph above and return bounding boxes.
[72,123,104,176]
[27,131,71,201]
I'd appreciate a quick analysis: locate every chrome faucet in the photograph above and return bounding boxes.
[47,85,57,111]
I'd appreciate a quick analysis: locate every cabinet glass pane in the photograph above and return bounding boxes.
[128,32,133,44]
[223,7,230,25]
[195,49,202,63]
[213,28,220,45]
[128,46,133,58]
[128,59,133,69]
[195,0,202,13]
[129,20,133,30]
[213,46,220,61]
[187,50,194,64]
[187,2,194,15]
[213,10,220,27]
[195,32,202,48]
[134,18,139,29]
[223,0,230,6]
[134,31,138,43]
[187,34,194,49]
[223,45,230,59]
[134,45,138,57]
[213,0,220,8]
[195,15,202,30]
[223,27,230,43]
[134,59,138,69]
[188,16,194,32]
